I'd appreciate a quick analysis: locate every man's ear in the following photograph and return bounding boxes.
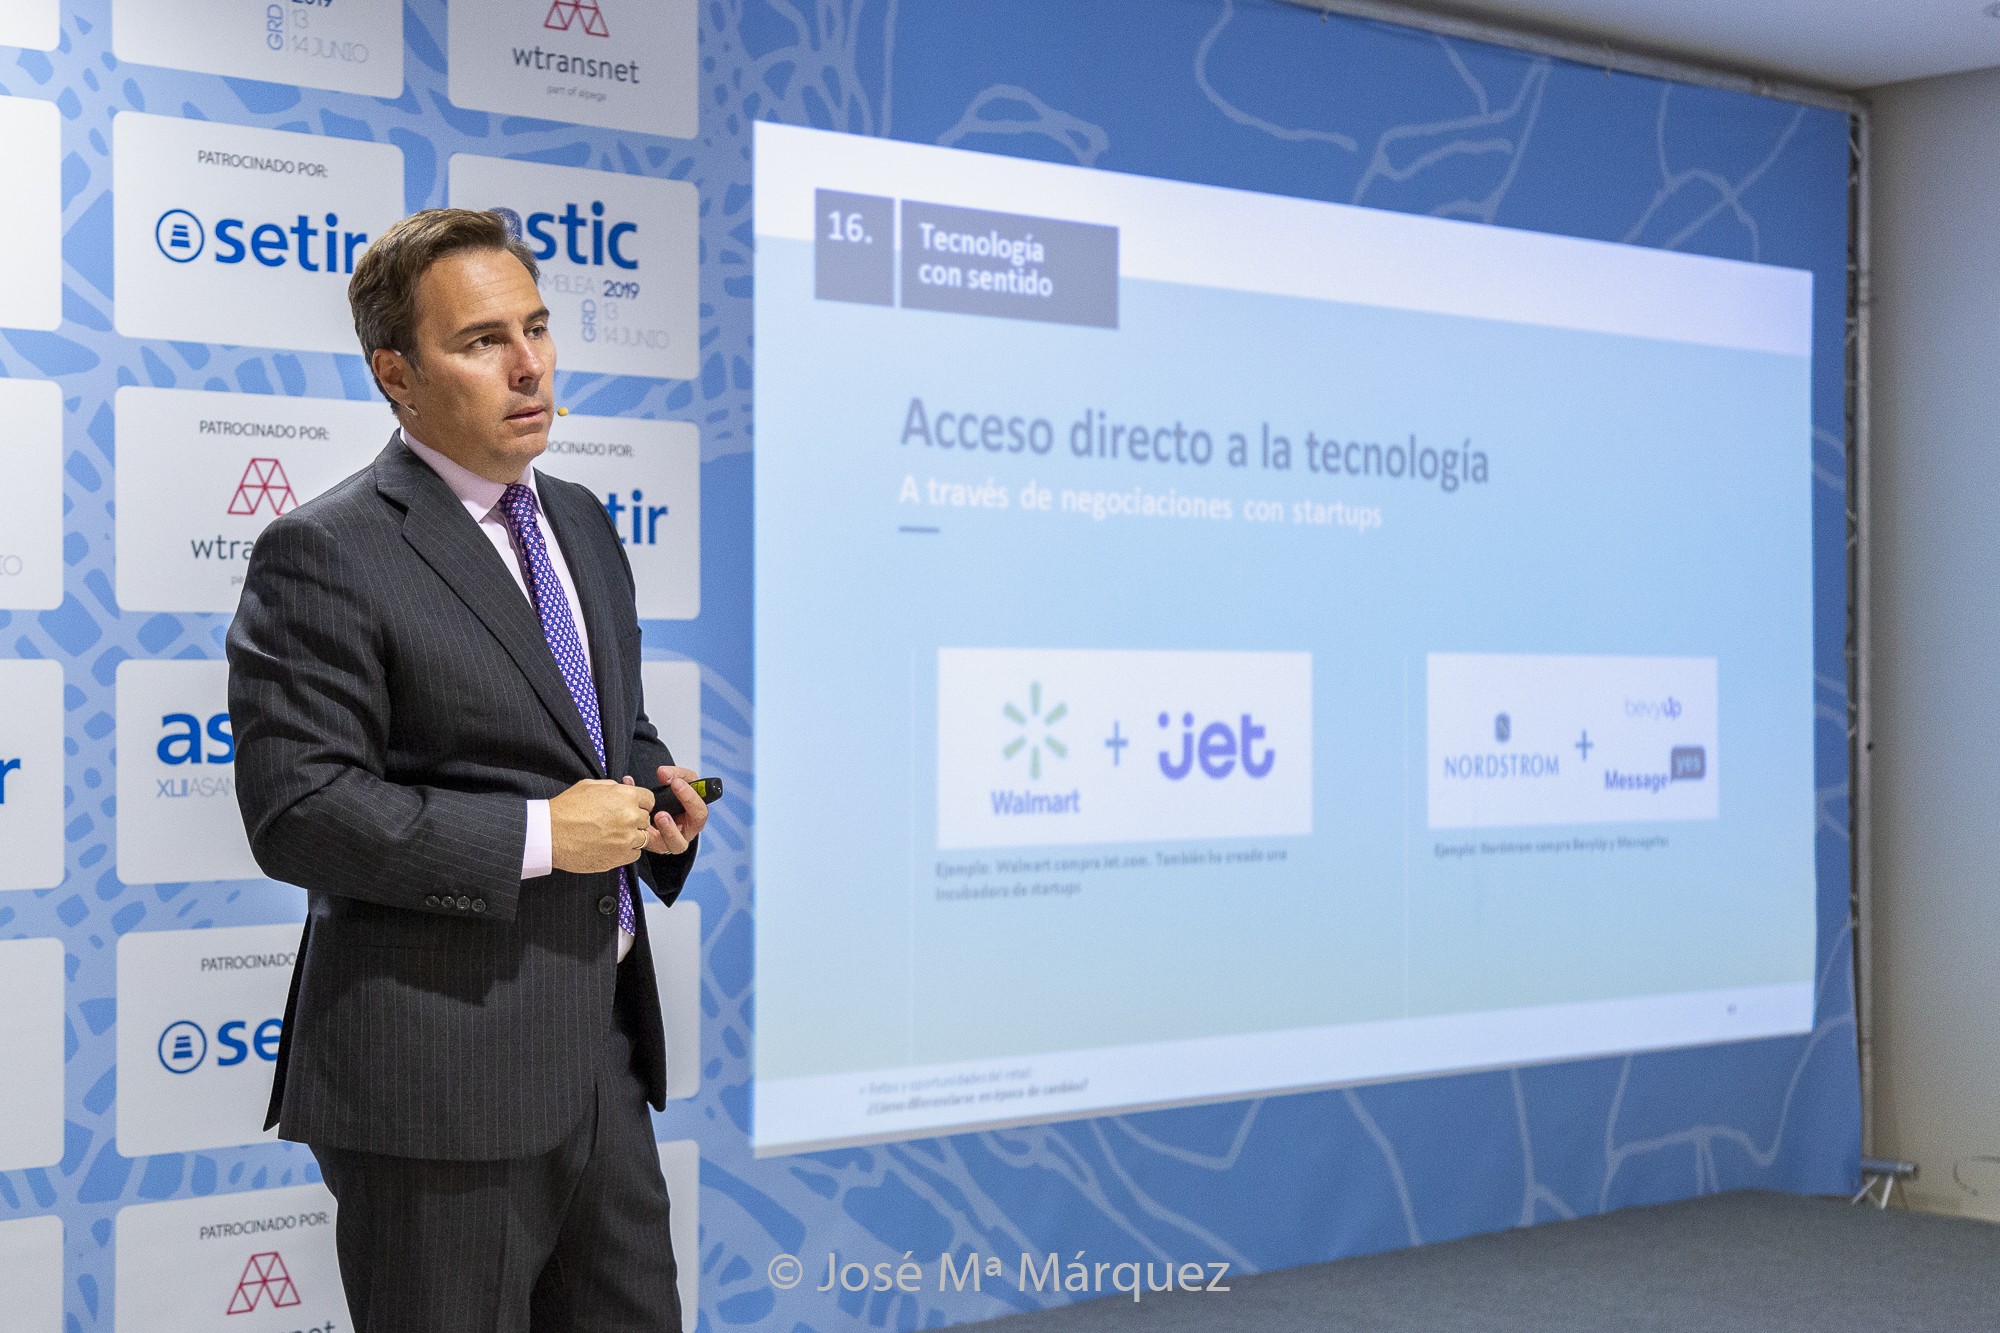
[372,347,417,412]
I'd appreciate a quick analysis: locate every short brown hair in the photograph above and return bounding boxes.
[347,208,540,408]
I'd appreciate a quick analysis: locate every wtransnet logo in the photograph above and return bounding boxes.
[229,458,298,516]
[516,0,636,84]
[154,206,369,273]
[228,1251,303,1314]
[544,0,609,35]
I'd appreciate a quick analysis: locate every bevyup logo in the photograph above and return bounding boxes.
[545,0,609,36]
[228,1252,302,1314]
[229,458,298,517]
[1001,682,1067,781]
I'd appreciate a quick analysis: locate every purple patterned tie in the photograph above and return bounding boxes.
[498,482,637,938]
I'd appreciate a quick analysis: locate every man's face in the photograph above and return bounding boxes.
[379,247,556,483]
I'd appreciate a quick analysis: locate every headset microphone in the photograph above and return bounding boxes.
[556,406,569,416]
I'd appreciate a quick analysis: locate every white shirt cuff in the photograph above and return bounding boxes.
[523,799,553,879]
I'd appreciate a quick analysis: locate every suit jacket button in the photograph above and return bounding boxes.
[425,895,440,908]
[472,899,486,913]
[456,896,470,910]
[598,895,615,916]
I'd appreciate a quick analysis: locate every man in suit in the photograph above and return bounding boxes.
[227,208,705,1331]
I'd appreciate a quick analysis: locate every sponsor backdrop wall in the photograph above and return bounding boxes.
[0,0,1856,1329]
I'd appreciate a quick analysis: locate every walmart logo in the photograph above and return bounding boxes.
[1001,682,1067,780]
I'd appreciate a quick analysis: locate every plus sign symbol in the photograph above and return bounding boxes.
[544,0,610,36]
[226,1251,302,1314]
[228,458,298,517]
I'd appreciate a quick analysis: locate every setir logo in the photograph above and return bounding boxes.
[544,0,609,37]
[156,208,207,263]
[158,1020,207,1074]
[227,1251,301,1314]
[229,458,298,516]
[1000,682,1067,781]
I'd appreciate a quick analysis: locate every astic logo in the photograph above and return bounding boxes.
[155,208,207,262]
[486,200,639,270]
[228,458,298,516]
[227,1252,301,1314]
[1000,682,1067,781]
[157,711,236,766]
[158,1020,207,1074]
[544,0,609,36]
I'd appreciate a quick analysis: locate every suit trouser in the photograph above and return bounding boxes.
[311,1006,681,1333]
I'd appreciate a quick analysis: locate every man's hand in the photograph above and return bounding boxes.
[624,766,708,857]
[550,779,656,873]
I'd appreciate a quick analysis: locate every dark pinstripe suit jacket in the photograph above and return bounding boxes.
[225,434,695,1162]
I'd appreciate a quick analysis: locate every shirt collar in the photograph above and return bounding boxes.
[399,427,537,517]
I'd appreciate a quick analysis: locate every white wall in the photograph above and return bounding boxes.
[1869,63,2000,1220]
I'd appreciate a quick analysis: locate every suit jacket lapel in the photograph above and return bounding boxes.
[539,471,631,778]
[373,438,605,776]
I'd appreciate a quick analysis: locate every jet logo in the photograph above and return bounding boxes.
[544,0,609,36]
[227,1251,302,1313]
[1156,711,1276,781]
[228,458,298,516]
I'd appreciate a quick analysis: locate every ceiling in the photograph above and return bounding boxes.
[1378,0,2000,90]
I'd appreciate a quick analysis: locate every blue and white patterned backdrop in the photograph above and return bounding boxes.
[0,0,1857,1328]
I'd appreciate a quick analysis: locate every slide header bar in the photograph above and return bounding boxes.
[757,122,1812,357]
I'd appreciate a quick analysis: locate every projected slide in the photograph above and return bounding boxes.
[752,123,1817,1155]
